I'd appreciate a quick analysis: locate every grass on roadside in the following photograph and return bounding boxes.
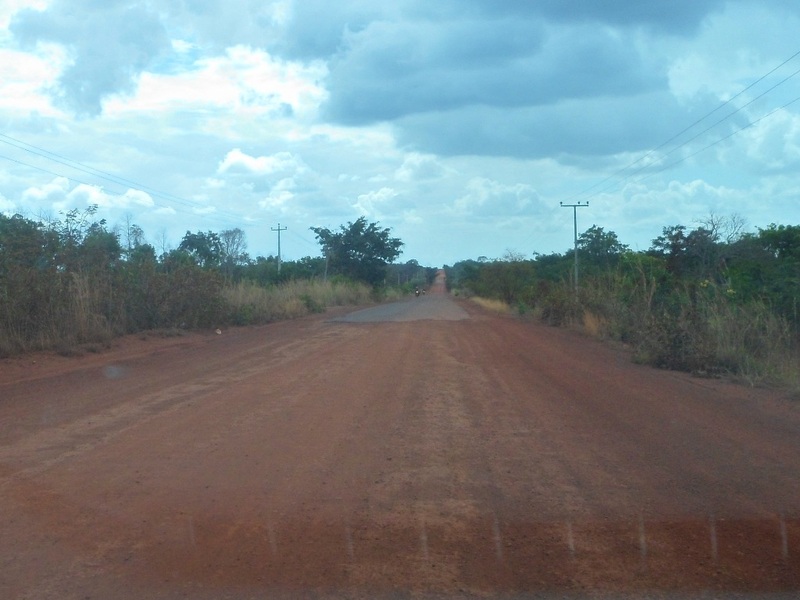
[470,297,511,314]
[222,279,374,325]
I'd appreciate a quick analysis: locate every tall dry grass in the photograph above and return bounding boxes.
[469,296,512,314]
[524,275,799,390]
[0,272,118,356]
[0,276,375,358]
[583,277,799,388]
[688,289,798,387]
[222,279,373,324]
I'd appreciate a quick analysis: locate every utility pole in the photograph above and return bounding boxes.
[271,223,287,273]
[560,201,588,293]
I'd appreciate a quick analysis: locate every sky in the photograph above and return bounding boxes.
[1,0,800,267]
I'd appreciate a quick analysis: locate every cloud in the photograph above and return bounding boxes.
[69,185,155,211]
[66,183,109,208]
[313,5,725,162]
[103,44,327,125]
[731,108,800,172]
[454,178,540,217]
[118,189,155,209]
[499,0,726,33]
[323,17,662,126]
[216,149,313,206]
[0,191,14,212]
[269,0,377,58]
[159,0,291,54]
[0,42,65,115]
[20,177,156,213]
[218,149,306,176]
[271,0,724,62]
[258,177,297,210]
[213,148,331,217]
[394,153,446,182]
[353,187,399,217]
[0,0,47,30]
[395,90,723,160]
[10,1,170,115]
[666,3,800,102]
[609,178,743,230]
[2,1,799,266]
[21,176,71,205]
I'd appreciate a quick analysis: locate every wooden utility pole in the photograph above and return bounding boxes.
[560,201,588,293]
[271,223,287,273]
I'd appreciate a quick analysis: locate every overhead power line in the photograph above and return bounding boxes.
[634,92,800,186]
[0,132,248,226]
[566,47,800,203]
[613,63,800,187]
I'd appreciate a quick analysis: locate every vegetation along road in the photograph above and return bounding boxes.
[1,272,799,599]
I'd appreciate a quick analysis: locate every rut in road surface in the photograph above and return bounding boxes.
[1,287,799,599]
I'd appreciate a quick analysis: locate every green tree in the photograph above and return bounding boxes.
[649,224,720,279]
[178,230,223,268]
[482,252,536,305]
[310,217,403,286]
[120,242,161,331]
[79,223,122,273]
[758,223,800,261]
[577,225,629,270]
[387,259,431,290]
[750,224,800,325]
[0,214,59,352]
[280,256,326,281]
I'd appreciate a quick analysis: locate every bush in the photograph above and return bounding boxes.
[535,281,582,327]
[631,281,799,383]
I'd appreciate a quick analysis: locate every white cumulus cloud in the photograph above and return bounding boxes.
[454,178,540,217]
[353,187,398,217]
[218,149,305,176]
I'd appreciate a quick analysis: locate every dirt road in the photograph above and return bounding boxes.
[2,272,799,599]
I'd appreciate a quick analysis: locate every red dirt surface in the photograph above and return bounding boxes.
[2,271,800,599]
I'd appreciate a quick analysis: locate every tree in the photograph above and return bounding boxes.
[649,225,687,274]
[577,225,628,269]
[752,224,800,325]
[483,252,536,305]
[79,223,122,273]
[0,214,60,350]
[219,228,247,264]
[698,212,747,245]
[758,224,800,261]
[0,214,56,273]
[219,228,248,280]
[121,214,146,254]
[387,259,426,288]
[649,224,720,279]
[310,217,403,286]
[53,205,105,272]
[178,230,223,268]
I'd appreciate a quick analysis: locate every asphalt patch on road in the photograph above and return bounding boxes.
[331,295,469,322]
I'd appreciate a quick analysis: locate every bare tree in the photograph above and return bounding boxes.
[122,214,146,252]
[220,228,247,263]
[697,212,748,245]
[220,228,248,279]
